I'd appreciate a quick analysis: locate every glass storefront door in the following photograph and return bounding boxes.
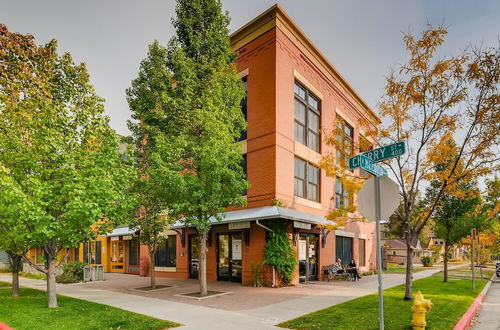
[189,235,199,279]
[110,240,125,272]
[217,233,243,283]
[298,233,318,282]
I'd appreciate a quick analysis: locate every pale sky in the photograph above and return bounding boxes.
[2,0,499,136]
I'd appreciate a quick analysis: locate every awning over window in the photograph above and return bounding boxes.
[171,206,333,228]
[106,225,137,237]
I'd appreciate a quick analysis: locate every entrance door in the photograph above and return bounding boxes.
[189,235,199,279]
[298,233,318,282]
[217,233,242,283]
[110,240,125,272]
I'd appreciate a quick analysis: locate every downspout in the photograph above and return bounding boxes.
[255,219,276,287]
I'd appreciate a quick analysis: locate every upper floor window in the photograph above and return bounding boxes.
[294,82,320,152]
[242,154,247,195]
[294,157,320,202]
[359,136,373,178]
[237,76,248,142]
[335,117,354,168]
[335,178,350,209]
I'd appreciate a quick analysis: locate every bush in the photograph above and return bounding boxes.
[421,256,433,267]
[56,261,87,283]
[263,223,297,285]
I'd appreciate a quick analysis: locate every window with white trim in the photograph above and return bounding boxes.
[294,82,320,152]
[294,157,320,202]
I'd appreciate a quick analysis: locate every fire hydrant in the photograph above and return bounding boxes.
[411,291,432,330]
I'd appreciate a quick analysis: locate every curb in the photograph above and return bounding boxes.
[0,322,13,330]
[453,276,494,330]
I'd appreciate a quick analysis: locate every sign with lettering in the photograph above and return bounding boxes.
[358,155,387,177]
[228,221,250,230]
[349,141,406,170]
[293,221,311,230]
[232,239,242,260]
[122,235,133,240]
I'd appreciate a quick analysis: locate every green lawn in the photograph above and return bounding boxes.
[385,263,429,273]
[279,276,487,330]
[432,267,494,280]
[0,283,180,329]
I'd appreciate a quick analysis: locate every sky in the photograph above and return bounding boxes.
[1,0,499,136]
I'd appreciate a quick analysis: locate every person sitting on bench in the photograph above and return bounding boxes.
[348,259,361,280]
[333,258,345,274]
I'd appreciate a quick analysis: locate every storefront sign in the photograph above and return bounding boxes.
[294,221,311,230]
[228,221,250,230]
[110,236,119,241]
[122,235,133,240]
[232,239,242,260]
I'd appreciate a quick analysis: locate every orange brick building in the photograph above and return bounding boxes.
[25,5,380,285]
[135,4,380,285]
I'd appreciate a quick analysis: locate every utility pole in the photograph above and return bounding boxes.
[375,175,384,330]
[471,228,476,290]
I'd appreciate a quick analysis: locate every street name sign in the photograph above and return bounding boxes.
[358,155,387,177]
[348,141,406,170]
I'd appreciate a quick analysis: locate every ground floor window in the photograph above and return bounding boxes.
[155,235,176,267]
[83,241,102,264]
[128,239,140,265]
[335,236,353,266]
[359,238,366,267]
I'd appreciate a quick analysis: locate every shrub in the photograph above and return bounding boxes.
[421,256,433,267]
[263,223,297,285]
[247,263,263,287]
[56,261,87,283]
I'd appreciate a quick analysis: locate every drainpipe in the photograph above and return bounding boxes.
[255,219,276,287]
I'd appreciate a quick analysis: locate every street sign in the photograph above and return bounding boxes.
[358,155,387,177]
[349,141,406,169]
[357,176,400,221]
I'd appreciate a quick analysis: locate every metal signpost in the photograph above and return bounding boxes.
[349,141,406,330]
[471,228,476,290]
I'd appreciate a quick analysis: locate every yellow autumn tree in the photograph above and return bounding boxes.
[378,25,499,300]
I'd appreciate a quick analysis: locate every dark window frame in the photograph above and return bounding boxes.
[154,235,177,267]
[335,116,354,168]
[237,76,248,142]
[335,177,350,209]
[294,157,320,203]
[294,81,321,152]
[359,238,366,267]
[83,241,102,265]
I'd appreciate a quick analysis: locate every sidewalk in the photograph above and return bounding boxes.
[0,264,465,329]
[473,276,500,330]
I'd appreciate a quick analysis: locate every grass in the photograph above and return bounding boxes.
[433,267,494,280]
[279,276,487,330]
[0,268,46,280]
[384,263,429,273]
[0,282,180,329]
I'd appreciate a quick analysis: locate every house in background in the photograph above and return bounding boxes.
[382,238,433,265]
[427,236,467,261]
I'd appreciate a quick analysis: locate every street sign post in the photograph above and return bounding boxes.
[348,141,406,170]
[348,140,406,330]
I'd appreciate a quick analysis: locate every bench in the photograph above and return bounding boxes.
[322,264,353,281]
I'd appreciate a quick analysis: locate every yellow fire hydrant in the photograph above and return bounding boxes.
[411,291,432,330]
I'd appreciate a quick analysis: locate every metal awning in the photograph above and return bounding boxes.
[171,206,333,228]
[106,225,136,237]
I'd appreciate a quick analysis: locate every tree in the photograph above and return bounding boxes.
[378,26,499,299]
[0,25,137,307]
[0,166,34,297]
[127,41,178,289]
[424,149,484,282]
[157,0,247,296]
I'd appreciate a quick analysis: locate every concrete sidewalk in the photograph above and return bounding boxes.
[0,264,464,329]
[473,276,500,330]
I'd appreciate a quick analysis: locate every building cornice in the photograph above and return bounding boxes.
[230,4,381,124]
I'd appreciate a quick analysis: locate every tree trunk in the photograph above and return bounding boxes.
[443,242,449,283]
[149,249,156,289]
[199,231,208,296]
[46,257,58,308]
[7,251,22,297]
[404,243,414,300]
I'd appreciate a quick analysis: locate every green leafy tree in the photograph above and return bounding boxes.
[127,41,178,289]
[263,224,297,285]
[425,177,483,282]
[0,25,137,308]
[158,0,247,296]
